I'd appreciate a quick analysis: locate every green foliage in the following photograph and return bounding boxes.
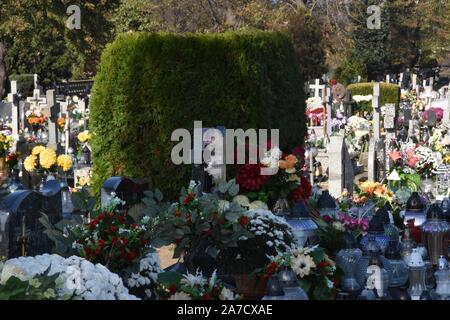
[348,82,400,108]
[8,74,35,97]
[90,31,306,199]
[0,267,69,300]
[334,55,367,86]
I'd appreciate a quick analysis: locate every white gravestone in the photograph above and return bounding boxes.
[310,79,325,98]
[372,83,381,141]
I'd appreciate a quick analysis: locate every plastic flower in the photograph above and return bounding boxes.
[24,155,37,172]
[57,154,73,172]
[39,148,57,169]
[78,130,92,143]
[32,145,46,156]
[291,254,316,278]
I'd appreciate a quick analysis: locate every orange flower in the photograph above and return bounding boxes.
[279,154,298,170]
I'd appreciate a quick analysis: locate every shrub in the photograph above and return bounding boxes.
[90,31,306,198]
[347,82,400,114]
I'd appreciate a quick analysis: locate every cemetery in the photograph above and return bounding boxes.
[0,0,449,303]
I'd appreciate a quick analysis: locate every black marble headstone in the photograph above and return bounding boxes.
[101,177,148,209]
[0,180,62,259]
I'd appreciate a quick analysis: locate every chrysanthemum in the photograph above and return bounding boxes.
[39,148,57,169]
[291,254,316,278]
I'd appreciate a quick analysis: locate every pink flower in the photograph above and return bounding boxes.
[408,156,419,168]
[389,150,401,162]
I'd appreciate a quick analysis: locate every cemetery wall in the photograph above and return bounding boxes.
[90,31,306,198]
[348,82,400,108]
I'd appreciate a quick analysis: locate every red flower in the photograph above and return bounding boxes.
[127,250,138,263]
[169,284,177,294]
[290,176,312,203]
[236,163,270,191]
[239,215,249,226]
[265,262,278,276]
[323,215,332,223]
[182,193,195,206]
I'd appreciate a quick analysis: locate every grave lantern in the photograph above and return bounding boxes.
[285,201,318,247]
[408,248,427,300]
[101,177,148,209]
[261,276,288,300]
[421,204,450,265]
[404,191,427,235]
[317,190,338,218]
[276,266,308,300]
[336,233,362,293]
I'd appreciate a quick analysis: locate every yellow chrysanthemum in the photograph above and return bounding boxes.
[32,145,46,155]
[24,155,37,173]
[57,154,73,172]
[78,130,92,143]
[39,148,57,169]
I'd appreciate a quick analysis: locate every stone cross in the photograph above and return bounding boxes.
[384,104,396,173]
[325,87,333,137]
[412,74,417,90]
[7,81,20,137]
[328,135,354,198]
[372,83,381,141]
[310,79,325,98]
[45,90,60,151]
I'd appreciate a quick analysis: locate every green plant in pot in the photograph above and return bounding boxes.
[217,209,295,299]
[160,180,253,276]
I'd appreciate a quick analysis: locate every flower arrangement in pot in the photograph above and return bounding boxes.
[23,146,73,189]
[235,145,311,210]
[216,209,295,299]
[159,180,253,276]
[26,109,46,133]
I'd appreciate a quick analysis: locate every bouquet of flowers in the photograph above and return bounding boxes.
[353,181,393,208]
[156,270,239,300]
[0,254,138,300]
[264,246,340,300]
[0,130,14,159]
[23,146,72,174]
[26,109,46,131]
[236,146,310,208]
[315,209,368,256]
[217,209,294,275]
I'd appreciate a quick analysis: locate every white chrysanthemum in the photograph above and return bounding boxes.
[291,254,316,278]
[0,254,138,300]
